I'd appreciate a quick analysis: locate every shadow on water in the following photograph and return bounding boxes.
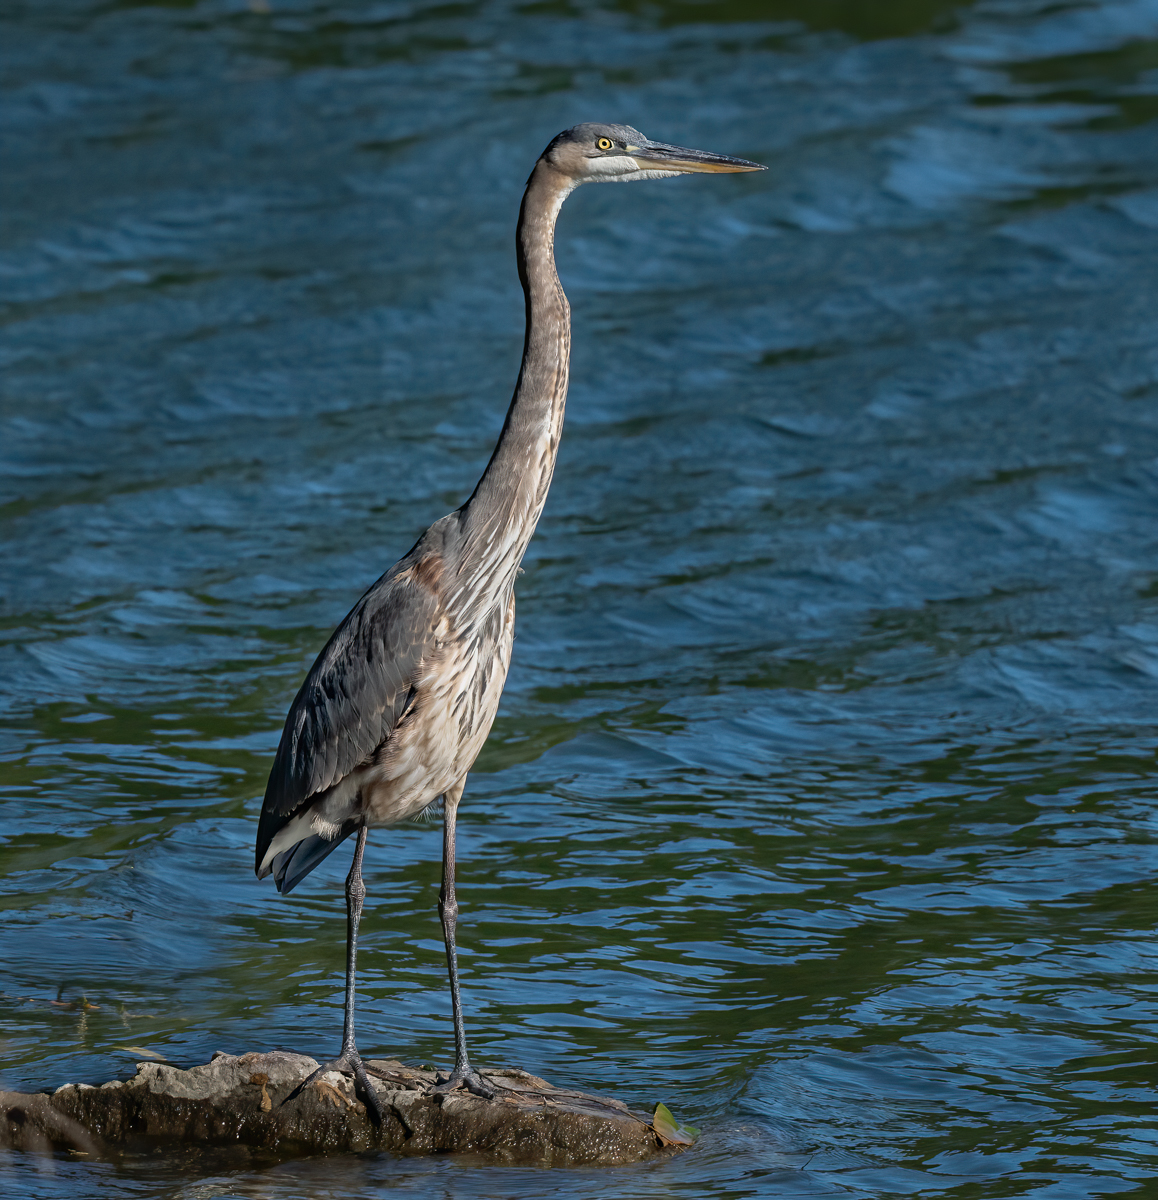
[3,0,1158,1195]
[597,0,975,39]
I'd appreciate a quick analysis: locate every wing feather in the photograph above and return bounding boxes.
[254,561,441,873]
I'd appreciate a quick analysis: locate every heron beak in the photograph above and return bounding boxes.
[626,140,766,174]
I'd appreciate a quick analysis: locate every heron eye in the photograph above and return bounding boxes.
[596,137,613,151]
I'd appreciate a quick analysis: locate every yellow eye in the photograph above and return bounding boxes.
[597,137,613,151]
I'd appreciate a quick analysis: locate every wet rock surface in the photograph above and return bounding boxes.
[1,1052,678,1165]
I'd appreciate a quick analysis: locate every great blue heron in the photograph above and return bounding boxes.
[255,123,764,1115]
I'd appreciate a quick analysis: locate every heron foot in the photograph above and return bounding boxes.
[292,1049,384,1125]
[433,1065,496,1100]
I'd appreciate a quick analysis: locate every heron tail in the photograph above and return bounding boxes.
[270,819,360,895]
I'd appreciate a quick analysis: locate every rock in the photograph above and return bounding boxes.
[1,1052,683,1166]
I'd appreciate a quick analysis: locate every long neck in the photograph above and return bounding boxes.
[455,161,573,599]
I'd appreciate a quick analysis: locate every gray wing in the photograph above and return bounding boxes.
[255,562,440,875]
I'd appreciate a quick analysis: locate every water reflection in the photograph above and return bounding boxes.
[3,0,1158,1196]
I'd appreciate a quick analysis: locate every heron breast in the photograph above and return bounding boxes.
[360,594,515,825]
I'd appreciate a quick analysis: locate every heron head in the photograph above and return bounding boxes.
[540,123,766,184]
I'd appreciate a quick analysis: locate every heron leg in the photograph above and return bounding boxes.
[433,781,494,1100]
[289,824,384,1124]
[340,823,369,1058]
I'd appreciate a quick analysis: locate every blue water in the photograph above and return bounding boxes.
[3,0,1158,1195]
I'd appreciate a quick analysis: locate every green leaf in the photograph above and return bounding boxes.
[652,1101,700,1145]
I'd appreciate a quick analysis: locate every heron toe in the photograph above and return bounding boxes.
[433,1065,496,1100]
[295,1050,385,1125]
